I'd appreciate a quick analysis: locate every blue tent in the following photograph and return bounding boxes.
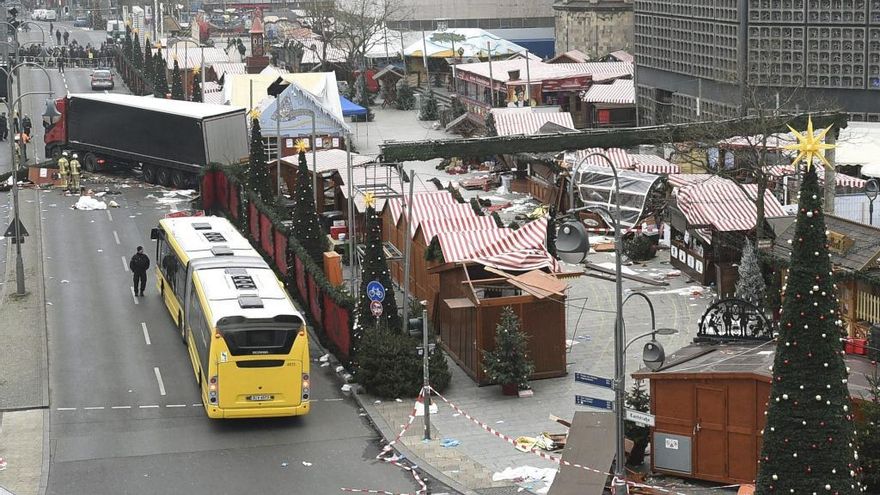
[340,96,368,117]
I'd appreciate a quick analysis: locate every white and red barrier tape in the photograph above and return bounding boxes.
[340,389,428,495]
[427,386,738,495]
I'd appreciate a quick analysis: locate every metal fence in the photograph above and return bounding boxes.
[833,193,880,227]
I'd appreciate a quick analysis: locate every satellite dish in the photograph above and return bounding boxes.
[642,339,666,372]
[555,220,590,265]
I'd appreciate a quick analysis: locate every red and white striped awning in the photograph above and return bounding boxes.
[388,191,458,225]
[419,216,497,243]
[766,165,866,188]
[493,111,576,137]
[581,79,635,105]
[565,148,635,169]
[630,154,679,175]
[474,218,560,272]
[667,173,715,189]
[674,176,787,232]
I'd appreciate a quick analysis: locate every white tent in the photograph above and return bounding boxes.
[403,28,527,58]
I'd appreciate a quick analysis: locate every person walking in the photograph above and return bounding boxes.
[21,115,32,137]
[129,246,150,296]
[63,31,69,45]
[57,55,64,73]
[55,29,61,46]
[12,112,19,134]
[68,153,81,193]
[57,151,70,190]
[49,21,53,34]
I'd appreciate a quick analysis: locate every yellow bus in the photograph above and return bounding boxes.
[151,216,310,419]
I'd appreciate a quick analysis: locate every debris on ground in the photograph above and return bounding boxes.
[73,196,108,210]
[440,438,461,448]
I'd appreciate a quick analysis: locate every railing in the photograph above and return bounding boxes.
[856,291,880,324]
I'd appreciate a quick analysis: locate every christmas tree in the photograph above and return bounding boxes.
[290,141,327,265]
[625,380,651,466]
[483,307,533,389]
[171,58,185,101]
[191,68,203,102]
[143,38,154,88]
[450,95,467,119]
[485,111,498,137]
[247,117,274,204]
[123,26,133,61]
[357,195,401,332]
[756,119,860,495]
[395,79,415,110]
[735,240,766,307]
[133,32,143,70]
[153,54,168,98]
[857,368,879,492]
[419,89,439,121]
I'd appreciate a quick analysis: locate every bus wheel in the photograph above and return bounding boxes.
[171,170,186,189]
[157,167,172,187]
[178,311,186,344]
[142,164,157,184]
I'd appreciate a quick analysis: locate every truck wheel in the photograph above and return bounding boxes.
[142,164,157,184]
[83,153,99,172]
[157,167,172,187]
[48,146,62,161]
[171,170,186,189]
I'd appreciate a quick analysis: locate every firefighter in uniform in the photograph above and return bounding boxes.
[69,153,81,193]
[57,151,70,190]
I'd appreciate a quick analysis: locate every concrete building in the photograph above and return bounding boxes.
[387,0,556,58]
[635,0,880,125]
[553,0,633,59]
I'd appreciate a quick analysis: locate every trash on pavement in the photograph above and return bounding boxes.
[440,438,461,448]
[281,462,288,468]
[319,353,330,362]
[108,200,119,208]
[340,384,352,393]
[73,196,108,210]
[320,362,330,367]
[302,461,312,467]
[492,466,557,485]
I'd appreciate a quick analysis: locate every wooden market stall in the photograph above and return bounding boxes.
[632,341,874,486]
[768,213,880,347]
[665,174,786,295]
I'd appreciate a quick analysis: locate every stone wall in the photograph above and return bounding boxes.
[554,0,633,58]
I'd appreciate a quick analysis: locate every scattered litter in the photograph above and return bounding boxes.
[97,249,103,253]
[73,196,108,210]
[492,466,557,485]
[302,461,312,467]
[335,365,344,373]
[359,412,367,417]
[496,420,504,424]
[281,462,288,468]
[320,362,330,367]
[440,438,461,448]
[61,280,69,284]
[565,339,579,347]
[666,270,682,277]
[594,262,638,276]
[395,398,403,403]
[374,400,382,405]
[46,302,53,306]
[319,353,330,362]
[452,413,461,417]
[94,191,106,197]
[0,457,6,471]
[340,384,352,393]
[109,200,119,208]
[575,335,592,341]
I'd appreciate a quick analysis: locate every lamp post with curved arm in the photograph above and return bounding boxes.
[168,36,204,101]
[4,61,55,295]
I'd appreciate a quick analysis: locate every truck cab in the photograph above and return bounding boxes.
[43,97,67,160]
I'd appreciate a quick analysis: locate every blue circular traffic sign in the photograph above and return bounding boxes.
[366,280,385,302]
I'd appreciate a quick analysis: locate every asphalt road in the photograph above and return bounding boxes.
[10,22,449,495]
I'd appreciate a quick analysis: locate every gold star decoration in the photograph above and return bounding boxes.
[784,116,836,171]
[248,108,261,119]
[192,66,200,75]
[293,139,310,154]
[364,192,376,208]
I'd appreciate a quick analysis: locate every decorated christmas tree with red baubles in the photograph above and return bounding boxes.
[756,118,861,494]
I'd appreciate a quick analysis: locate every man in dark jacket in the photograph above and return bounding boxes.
[129,246,150,296]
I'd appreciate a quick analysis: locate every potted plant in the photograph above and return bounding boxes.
[483,306,534,395]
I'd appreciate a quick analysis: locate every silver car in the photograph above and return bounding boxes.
[90,69,114,90]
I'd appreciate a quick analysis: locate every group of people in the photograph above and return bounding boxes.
[0,112,33,140]
[55,151,81,193]
[16,40,115,70]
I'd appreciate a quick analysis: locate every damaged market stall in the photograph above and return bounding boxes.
[572,160,665,234]
[666,174,787,293]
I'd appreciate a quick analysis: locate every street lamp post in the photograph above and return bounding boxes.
[4,61,56,296]
[168,37,204,101]
[289,108,318,206]
[865,179,879,226]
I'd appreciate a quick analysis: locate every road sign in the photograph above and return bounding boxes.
[574,372,614,390]
[575,395,614,411]
[366,280,385,302]
[625,409,656,427]
[370,300,383,317]
[4,217,29,238]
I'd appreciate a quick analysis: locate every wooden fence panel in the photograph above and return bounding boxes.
[229,181,240,220]
[275,233,288,275]
[216,173,229,213]
[249,202,259,240]
[260,212,273,255]
[200,172,217,210]
[295,255,307,303]
[323,294,350,360]
[307,273,322,326]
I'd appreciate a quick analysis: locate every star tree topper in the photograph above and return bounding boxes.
[784,116,836,171]
[293,139,310,154]
[363,192,375,208]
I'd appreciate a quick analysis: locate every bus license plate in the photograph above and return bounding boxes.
[248,395,273,401]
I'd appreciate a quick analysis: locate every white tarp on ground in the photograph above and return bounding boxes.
[73,196,108,210]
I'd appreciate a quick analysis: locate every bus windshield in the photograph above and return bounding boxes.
[217,315,302,356]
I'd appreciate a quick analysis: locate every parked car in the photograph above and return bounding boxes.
[90,69,114,90]
[43,10,57,21]
[74,17,89,27]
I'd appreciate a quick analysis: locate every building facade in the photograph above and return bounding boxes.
[387,0,556,58]
[553,0,633,59]
[635,0,880,124]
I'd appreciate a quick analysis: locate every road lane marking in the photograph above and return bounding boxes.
[139,405,160,409]
[113,230,120,245]
[193,403,202,407]
[122,255,129,272]
[106,210,113,222]
[154,367,166,396]
[130,287,139,305]
[83,406,105,410]
[166,404,186,408]
[141,322,151,345]
[56,407,76,411]
[111,406,131,409]
[322,398,344,402]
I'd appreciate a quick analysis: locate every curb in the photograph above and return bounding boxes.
[306,328,475,495]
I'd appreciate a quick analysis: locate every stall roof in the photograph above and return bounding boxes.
[454,59,632,85]
[340,96,368,117]
[492,109,575,136]
[574,163,662,231]
[340,167,444,213]
[547,49,589,64]
[765,164,866,188]
[277,149,375,175]
[769,213,880,273]
[153,45,233,70]
[211,61,247,80]
[672,175,787,232]
[257,77,350,136]
[580,78,635,105]
[403,28,527,58]
[632,342,874,399]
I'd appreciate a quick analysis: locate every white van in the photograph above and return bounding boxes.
[43,10,57,21]
[31,9,46,20]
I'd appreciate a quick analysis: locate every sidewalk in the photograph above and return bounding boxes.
[350,251,720,495]
[0,188,50,495]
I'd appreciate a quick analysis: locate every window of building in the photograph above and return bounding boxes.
[263,136,279,161]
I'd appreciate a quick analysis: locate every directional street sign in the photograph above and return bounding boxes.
[575,394,614,411]
[370,300,383,317]
[574,372,614,390]
[625,409,656,427]
[366,280,385,302]
[4,218,29,238]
